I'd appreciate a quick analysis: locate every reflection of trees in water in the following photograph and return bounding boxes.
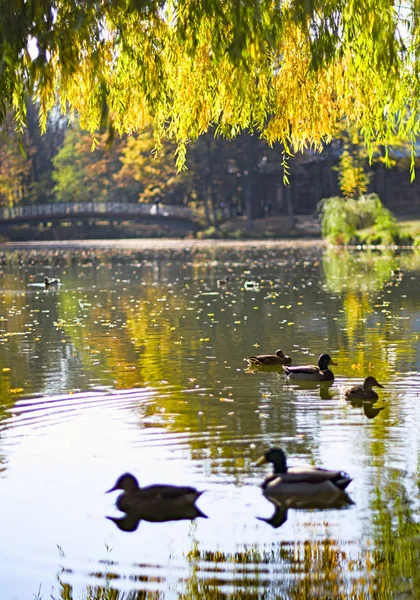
[321,247,402,294]
[52,510,420,600]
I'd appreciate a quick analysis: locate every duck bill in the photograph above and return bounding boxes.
[377,383,384,388]
[106,484,118,493]
[255,456,268,466]
[329,360,338,365]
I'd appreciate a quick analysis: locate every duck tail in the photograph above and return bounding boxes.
[246,357,260,365]
[194,506,208,519]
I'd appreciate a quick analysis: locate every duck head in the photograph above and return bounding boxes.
[362,376,384,391]
[275,350,286,358]
[255,447,287,473]
[106,472,139,493]
[318,354,337,370]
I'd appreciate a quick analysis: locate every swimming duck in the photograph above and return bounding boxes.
[217,277,229,287]
[106,473,204,513]
[282,353,336,381]
[244,280,260,291]
[255,447,352,493]
[246,349,292,366]
[344,376,384,401]
[44,277,60,287]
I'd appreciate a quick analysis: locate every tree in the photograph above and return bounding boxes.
[115,130,188,204]
[0,114,33,207]
[52,124,124,202]
[1,1,419,171]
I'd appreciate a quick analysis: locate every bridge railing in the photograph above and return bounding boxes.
[0,202,194,221]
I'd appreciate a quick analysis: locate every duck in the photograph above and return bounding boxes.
[44,276,60,287]
[344,376,384,401]
[255,447,352,494]
[217,277,229,287]
[244,280,260,291]
[282,353,336,381]
[106,473,204,515]
[246,349,292,366]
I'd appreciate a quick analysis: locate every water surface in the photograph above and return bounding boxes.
[1,241,420,599]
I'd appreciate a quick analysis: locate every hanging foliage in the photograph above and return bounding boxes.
[1,0,420,171]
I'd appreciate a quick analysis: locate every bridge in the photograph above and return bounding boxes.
[0,202,195,227]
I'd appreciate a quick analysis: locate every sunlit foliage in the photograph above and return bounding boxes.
[1,1,420,167]
[318,194,401,245]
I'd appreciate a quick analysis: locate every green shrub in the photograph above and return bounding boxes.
[318,193,402,245]
[232,228,248,240]
[317,196,358,244]
[196,225,220,239]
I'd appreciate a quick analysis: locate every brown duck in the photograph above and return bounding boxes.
[344,376,384,401]
[106,473,205,520]
[246,349,292,366]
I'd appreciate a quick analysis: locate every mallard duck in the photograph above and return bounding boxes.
[44,277,60,287]
[244,280,260,291]
[246,349,292,366]
[282,353,336,381]
[106,473,204,514]
[344,376,384,400]
[255,447,352,493]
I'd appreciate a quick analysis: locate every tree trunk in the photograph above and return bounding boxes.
[285,183,295,229]
[209,179,218,227]
[202,179,212,227]
[244,171,253,231]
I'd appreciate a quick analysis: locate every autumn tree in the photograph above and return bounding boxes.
[52,124,124,203]
[115,130,189,204]
[1,1,419,171]
[0,115,33,207]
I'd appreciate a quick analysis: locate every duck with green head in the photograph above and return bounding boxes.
[344,376,384,401]
[246,349,292,366]
[255,447,352,494]
[282,353,336,381]
[44,277,60,287]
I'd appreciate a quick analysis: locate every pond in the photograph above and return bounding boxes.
[0,240,420,599]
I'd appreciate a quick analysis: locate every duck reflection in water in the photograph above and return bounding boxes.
[285,378,335,399]
[106,473,207,532]
[348,397,386,420]
[255,448,353,528]
[259,490,354,529]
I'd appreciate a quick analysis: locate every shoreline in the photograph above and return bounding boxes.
[0,238,325,251]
